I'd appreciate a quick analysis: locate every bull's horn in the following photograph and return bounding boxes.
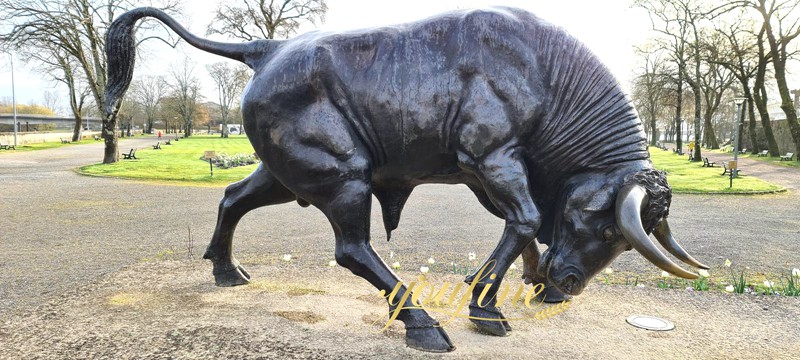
[615,185,699,279]
[653,220,709,270]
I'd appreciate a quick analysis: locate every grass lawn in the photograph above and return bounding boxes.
[648,147,784,194]
[712,148,800,169]
[0,138,98,153]
[78,139,784,193]
[79,135,257,186]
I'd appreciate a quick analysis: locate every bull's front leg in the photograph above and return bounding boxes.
[459,144,541,337]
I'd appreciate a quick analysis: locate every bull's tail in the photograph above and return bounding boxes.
[105,7,272,119]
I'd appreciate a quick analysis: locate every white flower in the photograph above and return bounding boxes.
[603,268,613,275]
[282,254,292,261]
[420,266,429,273]
[328,260,336,267]
[392,261,400,270]
[636,284,645,288]
[509,263,517,270]
[725,285,735,292]
[468,252,477,261]
[724,259,732,267]
[763,280,774,288]
[792,268,800,278]
[389,251,394,259]
[698,269,710,277]
[661,271,671,278]
[427,257,435,265]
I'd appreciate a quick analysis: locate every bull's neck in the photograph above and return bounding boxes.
[530,25,649,175]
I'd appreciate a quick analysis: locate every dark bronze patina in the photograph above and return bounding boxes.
[105,7,708,352]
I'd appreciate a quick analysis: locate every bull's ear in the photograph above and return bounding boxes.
[583,185,615,212]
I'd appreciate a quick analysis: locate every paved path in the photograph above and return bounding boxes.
[0,140,798,324]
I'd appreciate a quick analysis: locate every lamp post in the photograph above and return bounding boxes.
[4,52,19,147]
[731,97,746,187]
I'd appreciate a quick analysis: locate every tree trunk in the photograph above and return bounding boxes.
[71,116,83,142]
[702,113,719,149]
[650,117,658,145]
[771,61,800,161]
[744,87,760,154]
[102,117,119,163]
[675,76,683,152]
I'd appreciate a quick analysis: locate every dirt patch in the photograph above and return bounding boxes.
[274,310,326,324]
[1,260,798,359]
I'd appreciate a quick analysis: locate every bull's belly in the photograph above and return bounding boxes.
[371,152,477,187]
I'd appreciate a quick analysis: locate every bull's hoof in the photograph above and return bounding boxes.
[213,265,251,287]
[468,304,510,336]
[535,285,573,303]
[405,323,455,353]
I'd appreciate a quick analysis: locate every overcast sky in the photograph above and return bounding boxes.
[0,0,673,113]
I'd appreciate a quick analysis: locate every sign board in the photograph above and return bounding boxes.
[204,150,216,160]
[728,160,737,169]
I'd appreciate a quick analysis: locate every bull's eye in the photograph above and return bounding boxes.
[602,226,616,242]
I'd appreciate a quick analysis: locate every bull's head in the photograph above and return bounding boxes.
[539,166,708,295]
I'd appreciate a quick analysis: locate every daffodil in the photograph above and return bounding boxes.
[661,271,671,278]
[420,266,429,273]
[604,268,613,275]
[698,269,710,277]
[392,261,400,270]
[468,252,477,261]
[763,280,774,288]
[427,257,435,265]
[282,254,292,261]
[328,260,337,267]
[725,285,735,292]
[724,259,731,267]
[792,268,800,278]
[509,263,517,270]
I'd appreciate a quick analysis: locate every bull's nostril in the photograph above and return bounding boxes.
[560,273,581,294]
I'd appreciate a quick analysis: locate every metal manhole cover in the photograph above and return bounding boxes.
[626,315,675,331]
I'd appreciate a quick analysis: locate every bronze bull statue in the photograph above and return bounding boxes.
[105,6,708,352]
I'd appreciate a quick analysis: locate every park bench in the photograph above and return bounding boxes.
[757,150,769,157]
[673,148,684,155]
[94,135,101,141]
[702,157,716,167]
[0,142,15,150]
[721,161,740,176]
[121,148,137,160]
[739,148,747,154]
[780,152,794,161]
[59,137,70,144]
[152,142,161,150]
[165,139,172,145]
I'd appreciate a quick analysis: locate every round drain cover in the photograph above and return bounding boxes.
[626,315,675,331]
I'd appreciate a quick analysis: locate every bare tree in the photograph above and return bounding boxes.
[632,44,670,146]
[698,32,736,149]
[207,0,327,40]
[42,90,60,114]
[165,58,202,137]
[710,11,778,154]
[0,0,178,163]
[752,0,800,159]
[637,0,691,153]
[206,62,250,137]
[130,75,164,134]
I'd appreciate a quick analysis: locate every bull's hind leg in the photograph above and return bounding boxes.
[204,163,296,286]
[262,112,454,351]
[283,167,453,352]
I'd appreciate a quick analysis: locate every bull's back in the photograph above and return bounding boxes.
[318,8,546,170]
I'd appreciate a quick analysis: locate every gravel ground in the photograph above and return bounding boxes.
[0,140,798,358]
